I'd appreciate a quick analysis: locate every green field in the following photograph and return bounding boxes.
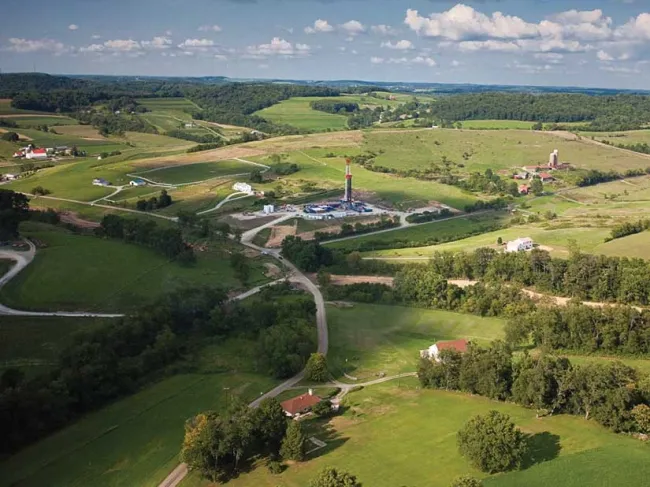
[196,380,649,487]
[327,303,505,381]
[0,338,278,487]
[135,98,199,112]
[594,231,650,259]
[362,129,650,174]
[0,223,268,312]
[461,120,538,130]
[1,115,79,127]
[16,128,128,155]
[326,212,508,252]
[0,316,108,377]
[135,160,255,184]
[255,97,350,130]
[581,130,650,145]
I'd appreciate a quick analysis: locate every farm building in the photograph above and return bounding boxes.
[3,174,17,181]
[263,204,275,214]
[25,148,48,160]
[92,178,110,187]
[280,390,322,418]
[233,182,253,194]
[505,237,534,253]
[129,179,147,187]
[420,339,469,362]
[518,184,529,195]
[538,172,555,182]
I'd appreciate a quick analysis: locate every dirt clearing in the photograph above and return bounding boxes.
[59,212,100,229]
[327,275,395,286]
[267,223,297,248]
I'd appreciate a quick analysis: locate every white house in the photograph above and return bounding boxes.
[420,339,469,362]
[505,237,534,253]
[233,182,253,194]
[184,122,196,128]
[263,204,275,214]
[4,174,17,181]
[25,148,48,160]
[129,179,147,187]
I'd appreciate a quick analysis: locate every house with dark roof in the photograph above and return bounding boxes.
[280,390,322,418]
[420,339,469,362]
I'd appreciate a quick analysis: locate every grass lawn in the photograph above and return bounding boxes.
[134,160,254,184]
[0,258,12,277]
[362,129,650,174]
[369,224,611,258]
[0,338,278,487]
[0,316,108,378]
[462,120,538,130]
[0,223,268,312]
[195,381,649,487]
[326,303,505,381]
[326,212,508,252]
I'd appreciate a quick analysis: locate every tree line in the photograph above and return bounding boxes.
[419,342,650,433]
[135,189,173,212]
[310,100,359,114]
[0,189,29,241]
[606,218,650,241]
[313,215,400,242]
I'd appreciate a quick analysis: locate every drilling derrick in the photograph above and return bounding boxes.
[344,158,353,203]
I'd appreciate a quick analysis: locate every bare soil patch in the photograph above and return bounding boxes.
[59,212,100,229]
[264,263,283,278]
[328,275,395,287]
[267,223,297,248]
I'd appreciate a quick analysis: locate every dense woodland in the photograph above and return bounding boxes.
[0,189,29,241]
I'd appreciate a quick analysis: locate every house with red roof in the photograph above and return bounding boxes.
[518,184,530,195]
[420,339,469,362]
[25,148,48,160]
[538,172,555,182]
[280,390,322,418]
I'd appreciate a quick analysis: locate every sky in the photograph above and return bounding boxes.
[2,0,650,89]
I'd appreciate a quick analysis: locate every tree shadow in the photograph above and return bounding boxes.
[305,421,349,460]
[521,431,561,469]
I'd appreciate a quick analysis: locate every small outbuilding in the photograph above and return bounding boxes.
[93,178,110,186]
[518,184,530,195]
[505,237,534,253]
[130,179,147,187]
[233,182,253,194]
[538,172,555,183]
[281,390,322,418]
[420,339,469,362]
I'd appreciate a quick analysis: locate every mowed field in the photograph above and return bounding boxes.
[0,223,269,312]
[255,97,350,130]
[134,159,255,184]
[326,303,505,380]
[0,338,278,487]
[194,379,650,487]
[135,97,200,112]
[362,129,650,173]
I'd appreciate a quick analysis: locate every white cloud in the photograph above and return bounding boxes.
[615,13,650,40]
[600,65,640,74]
[198,25,222,32]
[371,55,435,67]
[142,36,172,49]
[340,20,366,36]
[597,49,615,61]
[371,25,398,36]
[381,39,414,50]
[5,38,69,54]
[551,9,610,25]
[451,60,461,67]
[411,56,437,67]
[103,39,142,52]
[178,38,215,50]
[457,40,520,52]
[305,19,334,34]
[215,54,227,61]
[79,43,105,53]
[91,34,101,40]
[370,56,384,64]
[534,52,564,63]
[247,37,310,57]
[165,30,173,36]
[68,24,79,31]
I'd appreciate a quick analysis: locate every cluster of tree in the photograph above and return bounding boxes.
[405,208,453,224]
[76,110,157,136]
[176,211,238,241]
[271,162,300,175]
[424,247,650,306]
[0,189,29,241]
[428,93,650,128]
[324,282,395,304]
[96,214,192,261]
[31,186,51,196]
[463,197,511,213]
[186,142,223,153]
[166,129,222,144]
[1,132,19,142]
[0,119,18,128]
[135,190,173,212]
[105,96,148,114]
[310,100,359,114]
[347,107,384,129]
[599,138,650,155]
[314,215,400,242]
[444,169,522,197]
[281,235,334,272]
[607,218,650,241]
[419,343,650,433]
[28,208,60,225]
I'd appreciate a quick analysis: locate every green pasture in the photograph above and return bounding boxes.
[0,140,19,160]
[327,303,505,381]
[461,120,537,130]
[134,160,254,185]
[198,380,649,487]
[362,129,650,174]
[0,115,79,127]
[0,316,108,378]
[326,212,507,252]
[0,338,277,487]
[0,258,13,276]
[255,97,349,130]
[594,231,650,260]
[562,175,650,204]
[17,128,128,155]
[0,223,268,312]
[135,97,199,112]
[581,130,650,145]
[154,181,237,215]
[368,224,611,258]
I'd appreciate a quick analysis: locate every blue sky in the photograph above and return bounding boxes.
[2,0,650,88]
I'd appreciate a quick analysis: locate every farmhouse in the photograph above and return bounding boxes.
[92,178,110,187]
[506,237,534,253]
[280,390,322,418]
[25,148,48,160]
[518,184,529,195]
[129,179,147,187]
[3,174,17,181]
[233,182,253,194]
[420,339,469,362]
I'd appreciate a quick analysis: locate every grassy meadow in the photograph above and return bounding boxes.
[135,97,200,112]
[188,380,650,487]
[461,120,537,130]
[362,129,650,174]
[135,160,254,185]
[326,303,505,381]
[0,223,269,312]
[1,115,79,127]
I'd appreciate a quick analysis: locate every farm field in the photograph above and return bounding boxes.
[0,115,79,127]
[0,316,108,378]
[0,223,268,312]
[135,97,200,112]
[255,97,350,130]
[593,231,650,259]
[191,380,650,487]
[581,130,650,145]
[368,224,611,258]
[15,128,128,155]
[52,124,104,138]
[326,212,508,252]
[326,303,505,381]
[134,159,255,184]
[0,338,278,487]
[362,128,650,174]
[461,120,537,130]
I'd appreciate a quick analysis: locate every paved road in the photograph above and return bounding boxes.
[0,240,125,317]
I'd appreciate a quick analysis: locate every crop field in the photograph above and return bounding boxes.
[369,224,611,258]
[0,338,278,487]
[362,129,650,174]
[0,223,268,312]
[135,97,199,112]
[581,130,650,145]
[327,303,505,380]
[326,212,508,252]
[15,128,128,155]
[134,159,254,184]
[197,380,649,487]
[0,115,79,127]
[461,120,537,130]
[0,316,108,378]
[52,124,104,138]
